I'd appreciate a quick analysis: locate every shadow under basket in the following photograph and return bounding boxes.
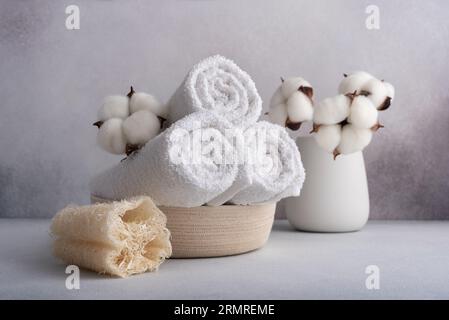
[91,195,276,258]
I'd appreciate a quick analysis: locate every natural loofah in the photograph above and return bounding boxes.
[51,196,171,278]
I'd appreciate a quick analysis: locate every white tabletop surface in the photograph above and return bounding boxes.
[0,219,448,300]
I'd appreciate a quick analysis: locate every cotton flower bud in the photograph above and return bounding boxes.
[286,91,314,123]
[348,96,378,129]
[313,94,351,125]
[384,82,395,100]
[268,77,314,130]
[338,71,373,95]
[97,96,130,122]
[360,78,390,110]
[122,110,161,146]
[336,124,373,156]
[129,91,168,119]
[280,77,312,98]
[96,118,127,155]
[314,124,342,153]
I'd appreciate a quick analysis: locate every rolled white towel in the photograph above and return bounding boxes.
[90,112,240,207]
[168,55,262,128]
[230,121,305,204]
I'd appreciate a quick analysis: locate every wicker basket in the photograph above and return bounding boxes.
[91,195,276,258]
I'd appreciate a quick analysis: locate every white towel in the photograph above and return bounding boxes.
[90,112,240,207]
[168,55,262,128]
[230,121,305,205]
[206,164,253,206]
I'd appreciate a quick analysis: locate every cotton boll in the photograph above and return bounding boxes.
[270,87,285,107]
[337,125,373,155]
[122,110,161,146]
[97,96,129,121]
[348,96,378,129]
[281,77,311,98]
[384,82,395,100]
[314,95,351,125]
[129,92,167,118]
[286,91,313,123]
[338,71,373,94]
[268,103,288,127]
[314,124,342,153]
[97,118,127,155]
[360,78,388,110]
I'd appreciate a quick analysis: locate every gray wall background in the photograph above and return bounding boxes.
[1,0,448,219]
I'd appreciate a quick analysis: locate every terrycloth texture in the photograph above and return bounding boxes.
[207,164,253,206]
[168,55,262,128]
[50,196,171,278]
[230,121,305,205]
[90,112,240,207]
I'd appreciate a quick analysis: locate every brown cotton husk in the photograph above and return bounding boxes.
[50,196,171,278]
[309,123,321,134]
[371,122,384,132]
[125,143,141,156]
[285,118,302,130]
[333,149,341,160]
[298,86,314,100]
[126,86,135,98]
[378,97,392,111]
[93,121,104,128]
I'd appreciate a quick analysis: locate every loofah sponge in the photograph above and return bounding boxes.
[50,196,172,278]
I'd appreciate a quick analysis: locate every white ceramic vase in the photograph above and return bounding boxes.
[285,136,369,232]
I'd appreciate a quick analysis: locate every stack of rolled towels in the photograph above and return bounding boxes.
[90,55,305,207]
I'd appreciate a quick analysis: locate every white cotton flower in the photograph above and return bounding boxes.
[280,77,312,98]
[314,124,342,153]
[314,94,351,125]
[268,103,288,127]
[96,118,127,155]
[286,91,314,123]
[97,96,129,121]
[384,82,395,100]
[129,92,167,118]
[360,78,389,110]
[122,110,161,146]
[268,77,314,130]
[337,124,373,155]
[338,71,373,95]
[348,96,378,129]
